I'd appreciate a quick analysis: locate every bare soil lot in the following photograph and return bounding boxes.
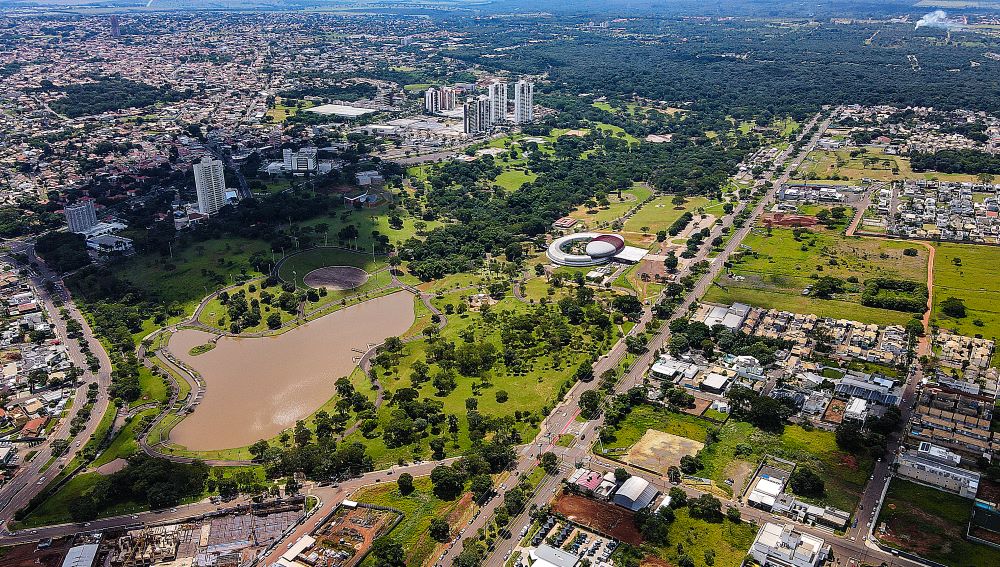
[552,493,642,545]
[625,429,705,475]
[304,266,370,290]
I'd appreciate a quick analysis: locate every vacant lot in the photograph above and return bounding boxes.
[710,226,927,326]
[643,507,757,567]
[932,242,1000,349]
[354,476,476,567]
[800,148,981,184]
[877,479,999,567]
[553,493,643,544]
[626,429,705,475]
[602,404,871,510]
[624,196,720,235]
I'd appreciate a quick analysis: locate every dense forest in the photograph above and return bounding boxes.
[447,19,1000,117]
[45,75,185,118]
[910,149,1000,175]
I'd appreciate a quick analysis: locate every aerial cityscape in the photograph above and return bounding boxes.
[1,1,1000,566]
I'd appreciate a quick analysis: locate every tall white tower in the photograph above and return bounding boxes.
[488,81,507,123]
[513,80,534,125]
[64,201,98,233]
[193,156,226,215]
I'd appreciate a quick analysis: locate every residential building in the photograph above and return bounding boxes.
[282,147,317,173]
[424,87,441,114]
[464,96,493,135]
[907,385,998,462]
[193,156,226,215]
[897,448,981,498]
[424,86,457,114]
[843,397,869,423]
[513,79,534,124]
[64,201,98,233]
[750,522,829,567]
[488,81,507,123]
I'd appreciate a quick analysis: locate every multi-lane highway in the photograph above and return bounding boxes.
[0,242,112,532]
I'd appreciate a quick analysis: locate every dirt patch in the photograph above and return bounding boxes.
[881,506,962,557]
[625,429,705,475]
[314,505,399,567]
[0,537,73,567]
[552,493,643,545]
[303,265,370,290]
[641,557,673,567]
[682,397,712,417]
[823,398,846,424]
[94,457,128,475]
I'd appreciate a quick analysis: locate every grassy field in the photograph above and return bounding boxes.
[622,195,722,243]
[196,279,297,333]
[494,168,537,191]
[592,122,640,145]
[932,242,1000,346]
[111,237,270,318]
[354,476,475,567]
[569,183,653,226]
[266,96,315,123]
[708,227,927,326]
[877,479,1000,566]
[644,507,757,567]
[703,286,915,327]
[800,148,982,183]
[603,405,872,510]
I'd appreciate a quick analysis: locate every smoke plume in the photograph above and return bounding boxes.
[915,10,963,30]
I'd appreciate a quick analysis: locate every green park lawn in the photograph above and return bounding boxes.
[708,226,927,326]
[494,168,537,191]
[622,195,722,237]
[592,122,640,145]
[277,247,385,289]
[877,479,1000,566]
[932,242,1000,347]
[110,237,270,318]
[569,183,653,226]
[355,476,476,567]
[196,279,297,333]
[343,291,615,468]
[91,408,159,468]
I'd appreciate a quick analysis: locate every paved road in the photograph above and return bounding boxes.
[0,243,113,532]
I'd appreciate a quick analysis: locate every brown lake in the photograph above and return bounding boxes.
[167,291,415,450]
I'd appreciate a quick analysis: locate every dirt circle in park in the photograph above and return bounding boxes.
[302,265,369,290]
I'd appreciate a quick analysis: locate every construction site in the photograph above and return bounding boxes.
[107,504,302,567]
[304,503,400,567]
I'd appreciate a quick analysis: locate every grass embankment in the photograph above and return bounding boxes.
[877,479,1000,566]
